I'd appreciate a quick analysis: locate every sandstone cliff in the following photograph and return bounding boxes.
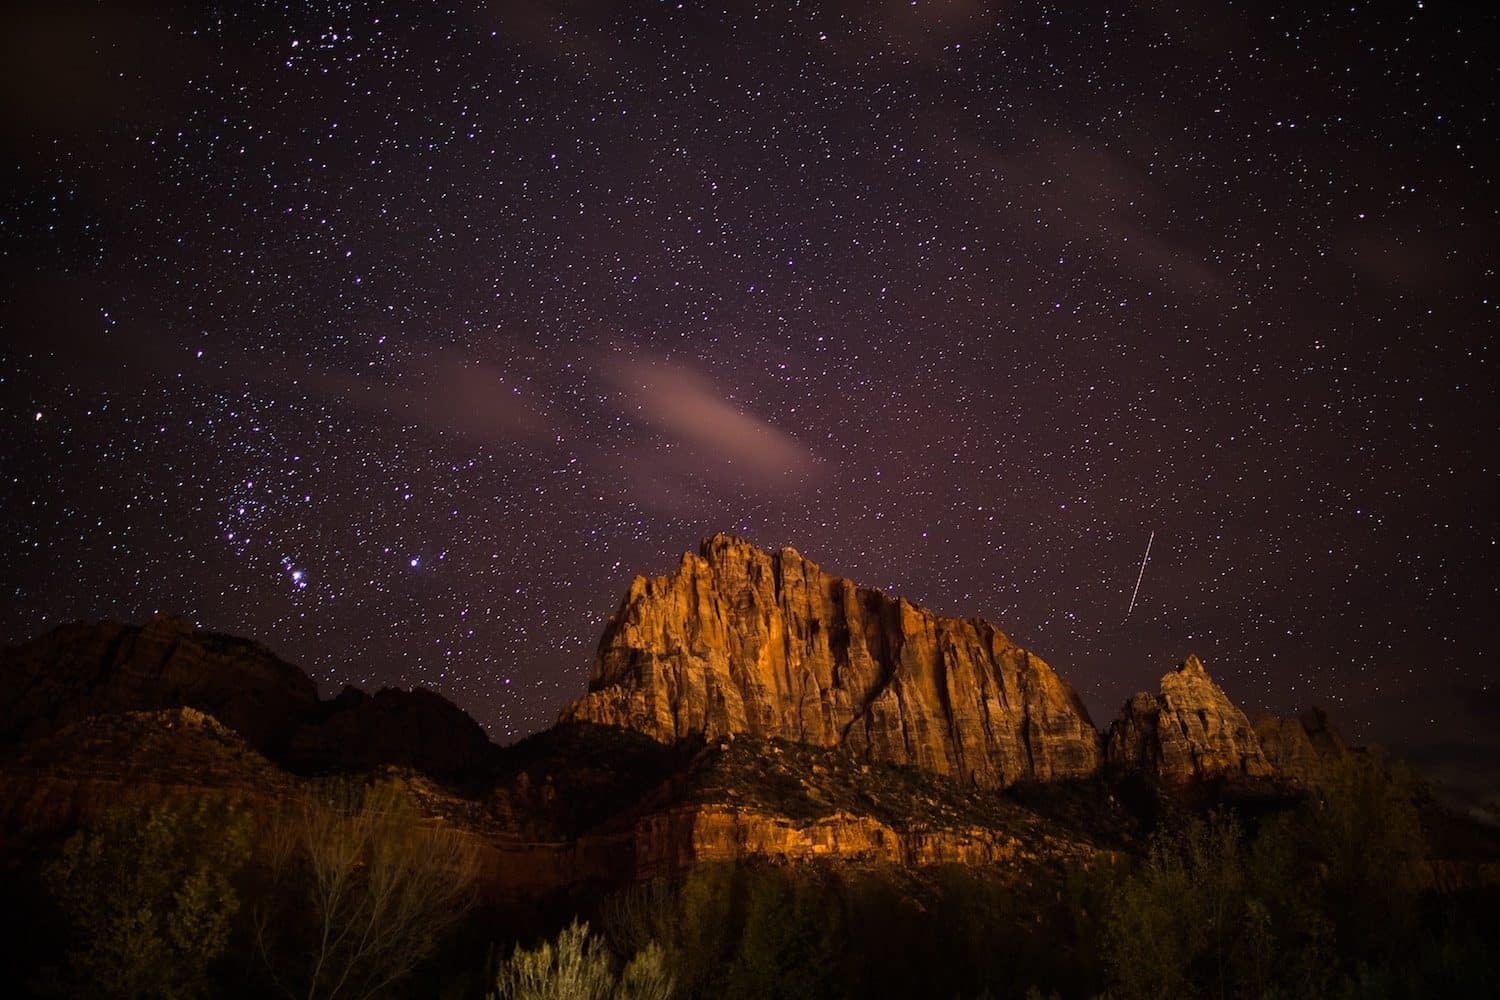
[1105,655,1273,783]
[0,707,294,839]
[562,534,1102,788]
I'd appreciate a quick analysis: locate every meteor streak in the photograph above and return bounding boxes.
[1123,530,1155,621]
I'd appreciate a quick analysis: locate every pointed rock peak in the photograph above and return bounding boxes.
[699,531,753,555]
[1107,653,1273,784]
[1178,653,1209,677]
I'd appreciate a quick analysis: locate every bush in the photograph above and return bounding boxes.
[252,777,481,1000]
[491,920,672,1000]
[601,864,733,997]
[43,796,252,999]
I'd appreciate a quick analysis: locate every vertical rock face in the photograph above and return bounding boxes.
[1105,655,1273,783]
[561,534,1102,788]
[1253,707,1350,788]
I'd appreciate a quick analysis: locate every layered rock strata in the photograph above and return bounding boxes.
[1105,655,1273,783]
[633,806,1036,874]
[0,613,318,753]
[563,534,1102,788]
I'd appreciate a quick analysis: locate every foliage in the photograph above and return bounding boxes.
[601,864,732,998]
[723,865,842,1000]
[1296,753,1426,957]
[490,920,673,1000]
[1102,811,1251,1000]
[252,777,481,1000]
[1100,754,1442,1000]
[617,942,674,1000]
[43,796,252,999]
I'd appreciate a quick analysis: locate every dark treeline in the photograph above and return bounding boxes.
[1,755,1496,999]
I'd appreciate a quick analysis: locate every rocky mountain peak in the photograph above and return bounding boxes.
[562,534,1102,788]
[1254,706,1351,788]
[1178,653,1209,676]
[1106,655,1273,783]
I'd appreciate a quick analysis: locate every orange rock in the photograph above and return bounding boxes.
[1253,707,1350,788]
[1105,655,1272,783]
[562,534,1102,788]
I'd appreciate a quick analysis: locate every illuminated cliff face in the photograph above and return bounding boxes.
[1105,655,1274,783]
[563,533,1103,788]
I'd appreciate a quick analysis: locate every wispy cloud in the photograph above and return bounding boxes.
[598,352,824,506]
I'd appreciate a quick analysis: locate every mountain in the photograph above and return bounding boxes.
[2,538,1496,1000]
[0,612,494,779]
[0,534,1469,893]
[563,533,1102,788]
[1105,654,1274,784]
[1254,706,1352,788]
[562,534,1354,793]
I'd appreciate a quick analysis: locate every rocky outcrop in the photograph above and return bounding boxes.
[632,805,1040,874]
[0,613,319,754]
[1105,655,1272,784]
[0,707,293,838]
[1253,707,1350,788]
[284,685,495,777]
[0,613,493,779]
[562,534,1102,788]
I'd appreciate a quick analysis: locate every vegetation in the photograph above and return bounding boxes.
[251,778,482,1000]
[490,920,672,1000]
[13,753,1499,999]
[41,797,252,999]
[570,755,1497,999]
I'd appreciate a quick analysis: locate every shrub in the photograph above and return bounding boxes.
[491,920,673,1000]
[43,796,252,999]
[252,778,481,1000]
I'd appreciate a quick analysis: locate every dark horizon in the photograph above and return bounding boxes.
[2,2,1495,804]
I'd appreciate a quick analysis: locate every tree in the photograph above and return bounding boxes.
[490,920,673,1000]
[723,865,842,1000]
[253,778,481,1000]
[43,796,252,999]
[1300,753,1426,957]
[1102,811,1248,1000]
[600,864,733,997]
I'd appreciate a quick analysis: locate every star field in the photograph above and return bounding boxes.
[1,2,1495,796]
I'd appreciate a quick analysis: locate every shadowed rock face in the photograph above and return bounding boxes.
[0,612,319,755]
[1105,655,1273,783]
[562,533,1102,788]
[283,685,496,777]
[1254,707,1350,788]
[0,613,493,779]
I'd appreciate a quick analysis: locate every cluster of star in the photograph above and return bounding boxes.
[2,0,1493,780]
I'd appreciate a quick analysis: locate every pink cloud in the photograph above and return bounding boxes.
[601,354,823,497]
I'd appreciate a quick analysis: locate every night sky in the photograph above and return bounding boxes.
[2,3,1495,794]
